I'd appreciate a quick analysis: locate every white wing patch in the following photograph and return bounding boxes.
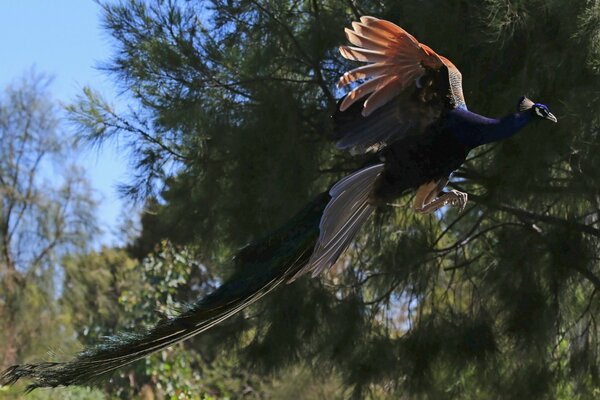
[288,164,384,281]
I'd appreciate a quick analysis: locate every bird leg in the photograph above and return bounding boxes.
[413,180,467,214]
[416,190,468,214]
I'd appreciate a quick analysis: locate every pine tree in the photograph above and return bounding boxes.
[60,1,600,398]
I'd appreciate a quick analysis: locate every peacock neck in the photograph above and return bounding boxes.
[446,108,533,149]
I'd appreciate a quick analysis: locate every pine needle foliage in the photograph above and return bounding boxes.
[66,0,600,398]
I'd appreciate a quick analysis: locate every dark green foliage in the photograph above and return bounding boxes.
[44,0,600,398]
[57,245,269,399]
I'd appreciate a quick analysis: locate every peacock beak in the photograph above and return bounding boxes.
[546,112,558,123]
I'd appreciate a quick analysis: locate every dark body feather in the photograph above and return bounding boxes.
[371,119,471,203]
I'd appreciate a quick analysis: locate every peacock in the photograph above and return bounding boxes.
[0,16,557,390]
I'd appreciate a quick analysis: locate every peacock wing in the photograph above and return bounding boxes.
[334,16,467,154]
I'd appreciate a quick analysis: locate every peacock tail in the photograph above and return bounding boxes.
[0,192,329,390]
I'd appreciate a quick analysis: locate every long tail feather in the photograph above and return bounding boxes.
[0,193,330,391]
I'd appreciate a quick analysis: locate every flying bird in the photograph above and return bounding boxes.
[0,16,556,390]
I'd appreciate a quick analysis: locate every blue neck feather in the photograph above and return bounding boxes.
[446,108,533,148]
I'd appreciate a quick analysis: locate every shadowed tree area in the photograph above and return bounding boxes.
[3,0,600,399]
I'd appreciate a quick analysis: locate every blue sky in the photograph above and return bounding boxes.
[0,1,130,246]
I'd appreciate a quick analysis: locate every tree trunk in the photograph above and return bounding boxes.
[0,267,23,369]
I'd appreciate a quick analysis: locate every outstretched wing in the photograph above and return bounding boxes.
[334,16,466,153]
[288,164,384,281]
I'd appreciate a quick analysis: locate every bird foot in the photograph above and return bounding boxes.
[415,189,468,214]
[446,189,468,213]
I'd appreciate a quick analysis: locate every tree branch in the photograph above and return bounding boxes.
[463,191,600,238]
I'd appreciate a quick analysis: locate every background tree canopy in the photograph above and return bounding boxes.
[3,0,600,399]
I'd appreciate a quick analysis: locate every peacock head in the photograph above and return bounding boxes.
[518,96,557,123]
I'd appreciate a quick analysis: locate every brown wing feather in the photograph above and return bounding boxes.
[351,21,397,42]
[344,28,389,51]
[339,75,395,112]
[362,76,404,116]
[338,16,466,116]
[337,63,396,88]
[339,46,390,63]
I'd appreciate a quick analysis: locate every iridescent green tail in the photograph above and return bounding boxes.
[0,192,329,391]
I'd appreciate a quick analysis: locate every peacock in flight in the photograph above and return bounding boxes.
[1,16,557,390]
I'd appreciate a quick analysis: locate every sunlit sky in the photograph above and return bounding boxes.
[0,1,130,246]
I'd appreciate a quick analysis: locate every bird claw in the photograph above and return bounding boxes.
[447,190,468,212]
[413,189,468,215]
